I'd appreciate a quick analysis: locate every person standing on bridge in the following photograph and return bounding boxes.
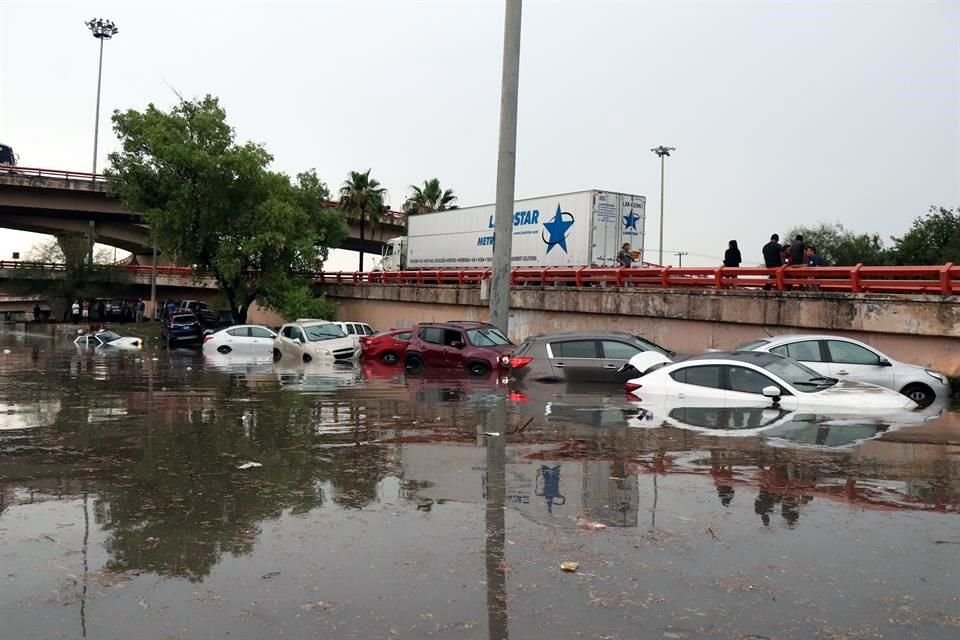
[71,300,80,324]
[723,240,742,268]
[617,243,634,268]
[762,234,783,268]
[135,298,145,323]
[789,235,806,266]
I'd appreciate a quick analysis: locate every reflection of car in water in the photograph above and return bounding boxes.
[74,330,142,350]
[405,369,506,406]
[509,380,647,428]
[274,360,363,392]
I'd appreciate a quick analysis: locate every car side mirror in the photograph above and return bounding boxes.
[878,357,892,367]
[762,386,782,403]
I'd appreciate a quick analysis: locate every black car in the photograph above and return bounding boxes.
[509,331,677,384]
[161,313,204,346]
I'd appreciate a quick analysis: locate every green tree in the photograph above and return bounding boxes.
[339,169,387,271]
[890,206,960,265]
[786,222,891,266]
[105,96,347,322]
[402,178,457,215]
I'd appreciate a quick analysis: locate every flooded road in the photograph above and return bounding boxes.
[1,328,958,640]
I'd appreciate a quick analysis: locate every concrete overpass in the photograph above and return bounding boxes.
[0,167,405,263]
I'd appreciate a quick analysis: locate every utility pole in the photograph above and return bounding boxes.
[650,145,675,267]
[86,18,119,176]
[673,251,688,267]
[488,0,523,336]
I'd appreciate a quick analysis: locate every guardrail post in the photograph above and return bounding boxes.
[714,267,724,289]
[850,263,862,294]
[575,267,585,287]
[660,266,670,288]
[509,268,518,286]
[774,266,785,291]
[940,263,954,296]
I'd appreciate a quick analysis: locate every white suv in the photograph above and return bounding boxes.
[335,321,376,338]
[274,320,359,363]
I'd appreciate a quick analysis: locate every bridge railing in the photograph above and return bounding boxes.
[0,261,201,278]
[318,264,959,296]
[0,165,108,182]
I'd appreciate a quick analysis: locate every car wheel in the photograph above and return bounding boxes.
[381,351,399,364]
[901,383,935,408]
[217,345,232,354]
[272,348,282,362]
[405,354,425,374]
[467,361,490,377]
[302,353,312,363]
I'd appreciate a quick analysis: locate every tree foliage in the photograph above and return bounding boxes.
[786,222,891,266]
[106,96,346,322]
[890,206,960,266]
[403,178,457,215]
[338,169,386,271]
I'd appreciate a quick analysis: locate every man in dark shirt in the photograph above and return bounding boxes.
[762,234,783,268]
[789,235,806,266]
[617,243,633,268]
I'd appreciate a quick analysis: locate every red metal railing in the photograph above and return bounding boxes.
[0,261,199,278]
[318,264,959,296]
[0,165,108,182]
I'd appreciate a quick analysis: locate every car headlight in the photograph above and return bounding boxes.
[314,348,332,357]
[925,369,947,384]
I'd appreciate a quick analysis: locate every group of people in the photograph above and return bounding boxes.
[720,235,821,269]
[65,298,147,324]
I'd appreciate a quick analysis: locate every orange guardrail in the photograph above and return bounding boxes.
[0,165,108,182]
[319,264,958,296]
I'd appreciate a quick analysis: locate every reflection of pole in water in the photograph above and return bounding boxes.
[485,399,508,640]
[651,474,658,529]
[81,491,89,638]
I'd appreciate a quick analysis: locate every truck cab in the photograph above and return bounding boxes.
[0,143,17,166]
[379,237,406,271]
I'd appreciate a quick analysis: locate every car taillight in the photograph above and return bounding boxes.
[203,335,214,344]
[508,391,528,402]
[509,356,533,369]
[625,382,643,393]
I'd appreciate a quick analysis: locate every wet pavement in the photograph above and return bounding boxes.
[1,327,958,640]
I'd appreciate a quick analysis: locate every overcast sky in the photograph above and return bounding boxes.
[2,1,958,269]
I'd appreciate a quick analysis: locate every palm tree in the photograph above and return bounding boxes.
[402,178,458,215]
[339,169,387,271]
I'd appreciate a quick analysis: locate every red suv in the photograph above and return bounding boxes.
[404,322,514,376]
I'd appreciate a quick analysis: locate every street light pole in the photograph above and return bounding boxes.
[650,145,675,267]
[85,18,119,176]
[673,251,688,267]
[488,0,523,335]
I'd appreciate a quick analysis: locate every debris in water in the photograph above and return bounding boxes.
[484,432,501,437]
[237,461,263,470]
[576,516,607,531]
[560,561,580,573]
[2,349,10,354]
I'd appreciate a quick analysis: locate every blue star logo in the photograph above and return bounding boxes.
[542,204,575,254]
[623,210,640,231]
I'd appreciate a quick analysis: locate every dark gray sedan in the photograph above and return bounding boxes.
[509,331,677,384]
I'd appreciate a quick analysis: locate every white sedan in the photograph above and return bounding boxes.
[74,330,142,350]
[736,334,950,407]
[623,351,919,412]
[202,325,277,356]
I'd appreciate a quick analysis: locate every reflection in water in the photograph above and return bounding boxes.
[0,333,959,640]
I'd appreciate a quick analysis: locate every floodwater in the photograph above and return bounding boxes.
[1,328,958,640]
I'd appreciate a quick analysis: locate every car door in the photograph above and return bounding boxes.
[441,328,467,368]
[547,340,604,382]
[724,364,799,410]
[600,340,643,382]
[824,340,895,389]
[279,326,304,357]
[665,365,725,401]
[249,326,275,352]
[418,327,447,367]
[768,340,830,377]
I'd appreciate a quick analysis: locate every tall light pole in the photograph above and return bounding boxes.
[650,145,675,267]
[85,18,119,175]
[488,0,523,335]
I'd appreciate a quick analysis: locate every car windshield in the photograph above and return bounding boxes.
[98,331,121,343]
[305,324,346,341]
[735,339,771,350]
[467,327,511,347]
[761,356,836,392]
[633,335,675,357]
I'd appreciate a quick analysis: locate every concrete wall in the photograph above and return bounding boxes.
[324,284,960,375]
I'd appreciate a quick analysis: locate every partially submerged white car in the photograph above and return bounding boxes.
[274,320,359,363]
[74,330,142,350]
[622,350,919,412]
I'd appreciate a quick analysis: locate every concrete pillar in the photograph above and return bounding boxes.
[57,233,91,269]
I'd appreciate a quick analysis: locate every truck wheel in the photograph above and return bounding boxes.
[467,361,490,377]
[381,351,399,364]
[405,354,425,374]
[901,383,935,408]
[273,348,282,362]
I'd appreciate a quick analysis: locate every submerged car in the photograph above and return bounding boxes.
[202,325,277,356]
[360,328,412,364]
[162,313,204,346]
[404,321,513,377]
[74,330,142,350]
[509,331,677,383]
[622,350,919,412]
[736,334,950,408]
[274,320,358,363]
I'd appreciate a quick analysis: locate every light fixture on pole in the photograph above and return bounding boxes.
[673,250,688,267]
[85,18,119,176]
[650,145,675,267]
